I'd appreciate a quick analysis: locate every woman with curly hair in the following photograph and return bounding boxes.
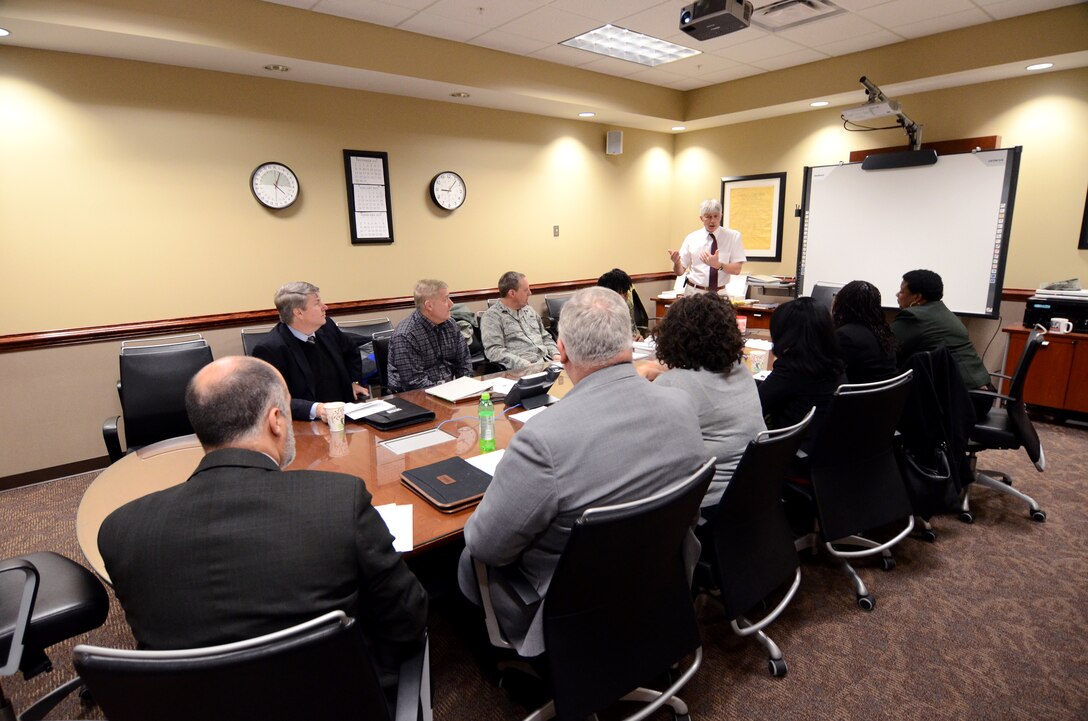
[641,292,765,509]
[758,296,845,454]
[832,280,897,384]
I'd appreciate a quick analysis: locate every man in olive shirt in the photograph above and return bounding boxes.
[481,271,559,370]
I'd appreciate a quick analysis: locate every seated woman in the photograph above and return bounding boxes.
[832,280,897,384]
[639,292,765,512]
[891,269,992,419]
[596,268,646,340]
[758,296,846,454]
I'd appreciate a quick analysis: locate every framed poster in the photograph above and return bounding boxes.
[343,149,394,244]
[720,172,786,262]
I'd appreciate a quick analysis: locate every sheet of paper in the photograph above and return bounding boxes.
[380,428,456,455]
[488,378,516,395]
[466,449,505,476]
[510,407,547,424]
[424,376,493,402]
[345,399,396,420]
[744,338,774,351]
[374,503,414,552]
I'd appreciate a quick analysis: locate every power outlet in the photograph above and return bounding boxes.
[553,225,560,237]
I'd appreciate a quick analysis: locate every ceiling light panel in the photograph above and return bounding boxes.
[561,24,700,67]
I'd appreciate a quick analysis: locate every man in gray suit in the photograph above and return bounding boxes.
[458,286,707,657]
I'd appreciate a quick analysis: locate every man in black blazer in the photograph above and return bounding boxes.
[252,281,368,421]
[99,356,427,683]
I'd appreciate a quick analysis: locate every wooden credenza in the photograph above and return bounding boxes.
[1002,326,1088,413]
[652,296,778,330]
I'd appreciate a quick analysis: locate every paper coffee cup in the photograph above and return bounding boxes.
[736,315,748,334]
[324,402,346,432]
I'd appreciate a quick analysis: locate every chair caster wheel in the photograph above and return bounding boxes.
[881,556,896,572]
[768,658,788,677]
[1031,509,1047,522]
[959,511,974,524]
[920,529,937,542]
[857,594,875,611]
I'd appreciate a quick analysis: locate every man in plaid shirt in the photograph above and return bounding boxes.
[386,278,472,393]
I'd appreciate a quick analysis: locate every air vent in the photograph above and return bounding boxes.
[751,0,843,31]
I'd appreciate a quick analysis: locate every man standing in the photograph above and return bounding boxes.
[668,199,746,296]
[481,271,560,370]
[99,356,427,682]
[387,278,472,393]
[253,281,368,421]
[458,287,707,656]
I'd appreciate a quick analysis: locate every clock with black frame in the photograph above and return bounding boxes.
[429,171,466,211]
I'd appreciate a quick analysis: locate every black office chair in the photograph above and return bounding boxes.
[372,329,395,397]
[792,370,915,610]
[543,295,571,341]
[239,326,274,356]
[475,458,715,721]
[73,611,432,721]
[960,325,1048,523]
[711,409,813,678]
[470,311,506,375]
[102,335,214,464]
[1,552,110,721]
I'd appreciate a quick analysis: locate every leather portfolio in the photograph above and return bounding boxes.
[401,456,493,512]
[361,397,436,431]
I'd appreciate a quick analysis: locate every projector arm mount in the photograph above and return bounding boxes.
[858,75,923,151]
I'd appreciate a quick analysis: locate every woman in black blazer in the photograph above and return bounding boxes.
[831,280,898,384]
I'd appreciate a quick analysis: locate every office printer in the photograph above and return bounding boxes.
[1023,290,1088,333]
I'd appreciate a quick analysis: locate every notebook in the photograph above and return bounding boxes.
[360,397,436,431]
[424,376,493,402]
[401,456,494,512]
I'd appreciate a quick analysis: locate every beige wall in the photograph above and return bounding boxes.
[2,46,1087,477]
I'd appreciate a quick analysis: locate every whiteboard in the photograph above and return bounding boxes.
[797,147,1021,317]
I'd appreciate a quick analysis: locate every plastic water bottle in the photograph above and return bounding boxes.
[478,392,496,453]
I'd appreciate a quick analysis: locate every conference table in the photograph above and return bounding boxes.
[76,367,573,583]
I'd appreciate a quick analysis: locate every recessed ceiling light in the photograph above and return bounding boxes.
[450,92,470,98]
[263,64,289,72]
[578,112,596,118]
[1026,63,1054,71]
[672,126,686,131]
[562,24,699,67]
[810,101,830,107]
[0,27,10,38]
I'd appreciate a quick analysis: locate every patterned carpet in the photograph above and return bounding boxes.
[3,420,1086,720]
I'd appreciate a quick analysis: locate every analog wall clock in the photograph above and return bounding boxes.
[251,162,299,209]
[429,171,466,211]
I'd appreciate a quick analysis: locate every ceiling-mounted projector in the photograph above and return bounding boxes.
[841,99,901,122]
[680,0,753,41]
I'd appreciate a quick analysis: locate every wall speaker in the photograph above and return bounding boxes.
[605,131,623,155]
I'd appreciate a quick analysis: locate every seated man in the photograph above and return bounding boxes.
[387,278,472,393]
[253,281,368,421]
[99,356,427,685]
[457,287,707,657]
[481,271,559,370]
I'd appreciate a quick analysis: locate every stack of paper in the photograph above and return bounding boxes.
[374,504,413,552]
[424,376,493,402]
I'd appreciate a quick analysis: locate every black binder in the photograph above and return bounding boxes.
[400,456,493,512]
[361,397,436,431]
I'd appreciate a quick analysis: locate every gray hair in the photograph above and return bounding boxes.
[274,281,319,325]
[185,357,289,448]
[558,287,631,368]
[497,271,525,298]
[699,199,723,216]
[413,279,448,309]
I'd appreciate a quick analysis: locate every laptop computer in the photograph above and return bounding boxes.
[360,397,436,431]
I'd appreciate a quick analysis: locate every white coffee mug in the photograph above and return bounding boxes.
[1049,317,1073,334]
[324,401,346,432]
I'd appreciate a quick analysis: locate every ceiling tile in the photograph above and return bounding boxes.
[699,64,766,85]
[751,47,830,71]
[311,0,416,25]
[496,6,600,44]
[981,0,1084,19]
[665,52,743,77]
[423,0,543,29]
[858,0,976,29]
[469,29,550,55]
[892,8,993,39]
[716,34,807,63]
[528,44,598,67]
[814,28,903,56]
[828,0,896,10]
[398,13,489,41]
[547,0,668,25]
[774,12,884,46]
[577,55,649,78]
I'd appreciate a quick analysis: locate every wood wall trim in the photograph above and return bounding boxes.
[848,135,1000,163]
[0,272,677,353]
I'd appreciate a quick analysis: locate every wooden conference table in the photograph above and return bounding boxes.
[76,370,572,583]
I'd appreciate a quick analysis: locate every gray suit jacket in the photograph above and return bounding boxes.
[460,363,707,656]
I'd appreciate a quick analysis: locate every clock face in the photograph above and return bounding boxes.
[251,162,299,209]
[430,171,466,211]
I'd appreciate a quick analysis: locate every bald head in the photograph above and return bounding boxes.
[186,356,291,454]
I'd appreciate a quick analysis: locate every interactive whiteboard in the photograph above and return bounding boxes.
[796,147,1021,317]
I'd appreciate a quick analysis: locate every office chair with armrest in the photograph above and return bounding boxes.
[711,409,814,678]
[239,326,274,357]
[543,295,572,341]
[960,326,1048,523]
[102,335,214,464]
[372,329,395,397]
[792,371,915,611]
[474,458,715,721]
[470,310,507,375]
[1,552,110,721]
[338,316,394,345]
[73,610,432,721]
